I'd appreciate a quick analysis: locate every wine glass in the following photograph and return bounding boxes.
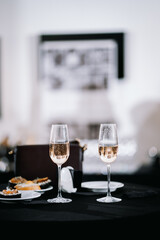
[96,123,121,203]
[47,124,72,203]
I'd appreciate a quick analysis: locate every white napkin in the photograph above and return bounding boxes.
[61,166,77,193]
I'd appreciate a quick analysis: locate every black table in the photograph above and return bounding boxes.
[0,180,160,234]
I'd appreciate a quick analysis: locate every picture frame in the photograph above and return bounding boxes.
[38,32,125,90]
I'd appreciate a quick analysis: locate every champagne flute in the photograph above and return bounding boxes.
[96,123,121,203]
[47,124,72,203]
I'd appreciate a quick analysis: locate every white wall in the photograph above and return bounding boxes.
[0,0,160,164]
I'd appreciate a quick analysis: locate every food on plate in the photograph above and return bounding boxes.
[14,182,41,191]
[8,176,52,191]
[0,188,22,198]
[8,176,27,188]
[33,177,52,189]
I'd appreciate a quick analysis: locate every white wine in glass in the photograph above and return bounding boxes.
[47,124,72,203]
[96,123,121,203]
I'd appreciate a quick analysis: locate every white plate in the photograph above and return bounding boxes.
[0,191,41,202]
[35,185,53,193]
[81,181,124,192]
[19,185,53,194]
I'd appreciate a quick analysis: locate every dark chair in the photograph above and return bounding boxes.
[13,140,87,188]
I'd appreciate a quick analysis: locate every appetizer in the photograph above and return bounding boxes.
[33,177,52,189]
[0,188,21,198]
[14,181,41,191]
[8,176,27,188]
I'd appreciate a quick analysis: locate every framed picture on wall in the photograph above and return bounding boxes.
[38,32,125,90]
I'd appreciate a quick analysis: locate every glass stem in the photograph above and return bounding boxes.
[57,165,62,198]
[107,164,111,198]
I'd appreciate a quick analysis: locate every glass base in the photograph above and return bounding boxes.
[96,196,121,203]
[47,197,72,203]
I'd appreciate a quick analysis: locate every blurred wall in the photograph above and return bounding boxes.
[0,0,160,164]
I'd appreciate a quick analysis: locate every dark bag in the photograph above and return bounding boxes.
[13,140,87,189]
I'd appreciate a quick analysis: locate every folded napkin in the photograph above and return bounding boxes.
[61,166,77,193]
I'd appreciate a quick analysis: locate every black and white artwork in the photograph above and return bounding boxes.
[38,33,124,90]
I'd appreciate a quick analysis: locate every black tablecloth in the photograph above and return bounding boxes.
[0,180,160,234]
